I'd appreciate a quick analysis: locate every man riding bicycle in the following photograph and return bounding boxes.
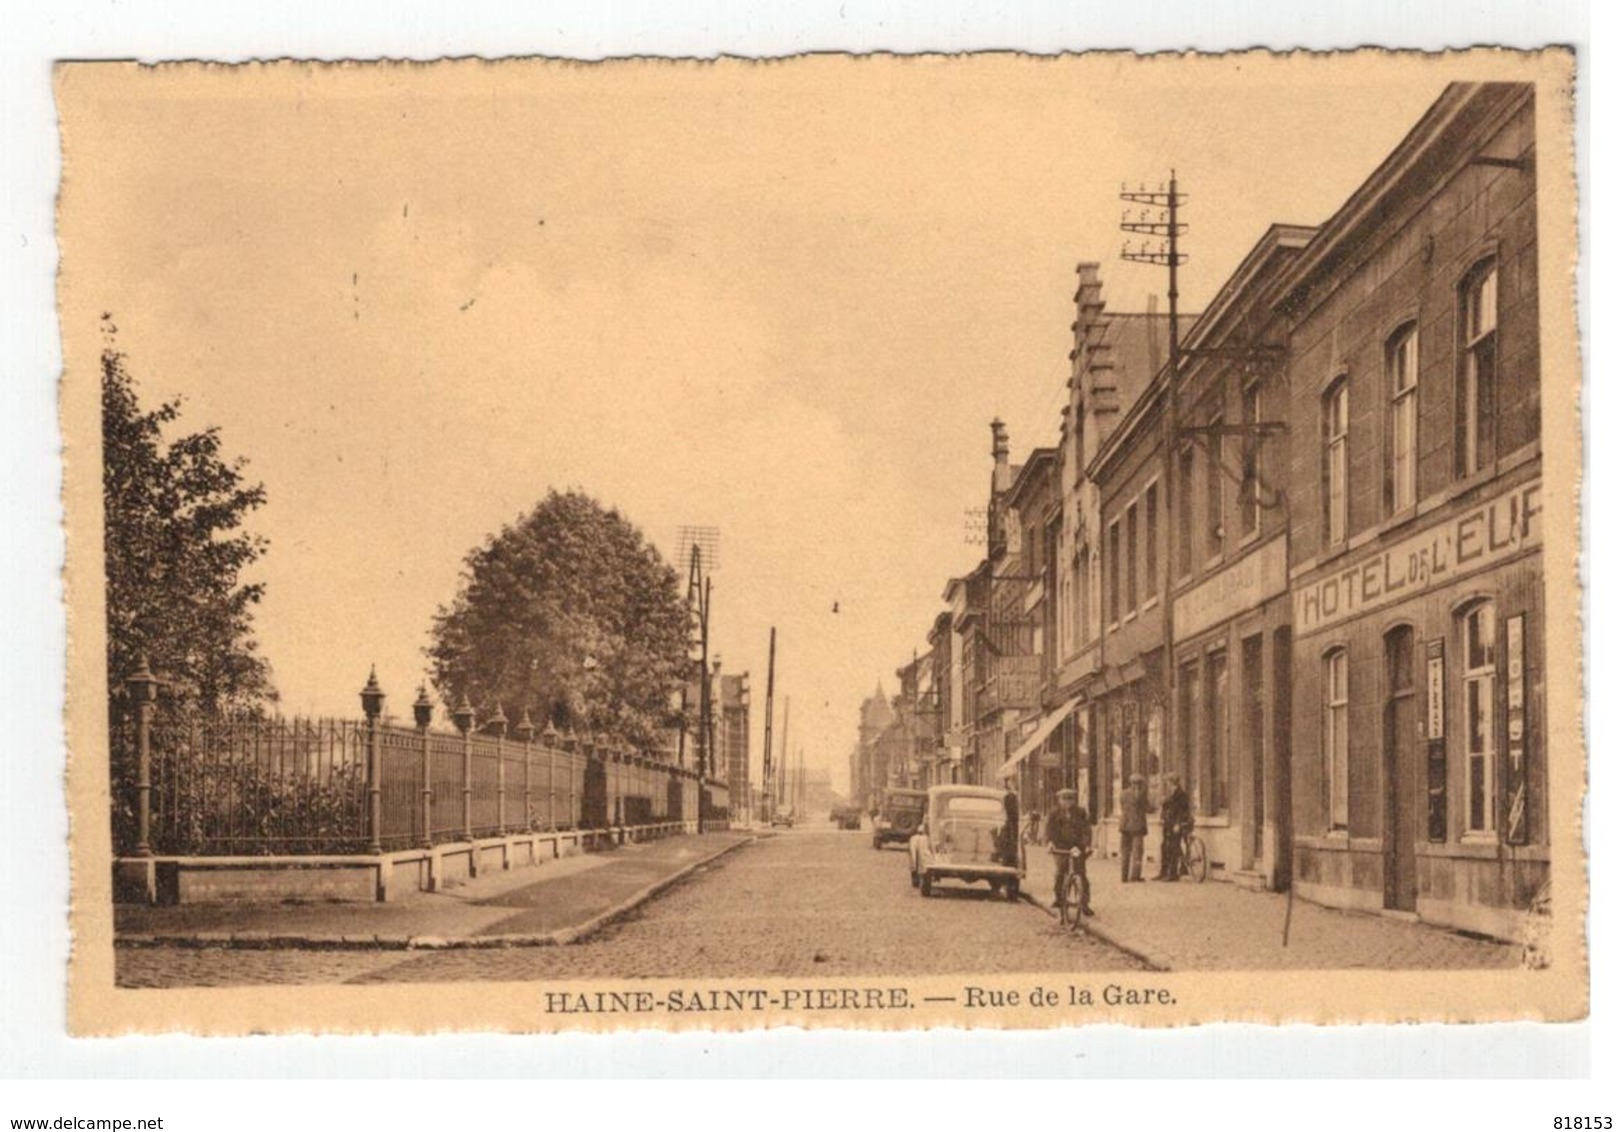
[1045,787,1093,917]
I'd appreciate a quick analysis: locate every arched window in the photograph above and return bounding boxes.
[1322,377,1349,545]
[1386,324,1419,512]
[1458,260,1498,476]
[1323,647,1349,830]
[1459,600,1498,833]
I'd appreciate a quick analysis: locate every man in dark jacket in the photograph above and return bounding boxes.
[1045,787,1093,916]
[1155,773,1192,880]
[1118,773,1151,882]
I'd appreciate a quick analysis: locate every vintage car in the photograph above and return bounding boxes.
[871,788,928,849]
[769,808,795,828]
[906,785,1024,900]
[831,805,864,830]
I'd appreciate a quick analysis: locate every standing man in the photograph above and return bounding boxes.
[1118,773,1150,883]
[1045,787,1093,916]
[1155,772,1191,881]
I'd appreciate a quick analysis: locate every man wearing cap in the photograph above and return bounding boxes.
[1155,773,1192,881]
[1118,772,1151,883]
[1045,787,1093,916]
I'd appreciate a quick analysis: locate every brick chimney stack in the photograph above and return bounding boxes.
[990,418,1011,493]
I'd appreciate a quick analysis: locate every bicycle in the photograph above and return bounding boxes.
[1022,811,1042,845]
[1177,827,1209,883]
[1051,846,1091,928]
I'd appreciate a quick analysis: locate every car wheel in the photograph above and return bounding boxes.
[920,873,933,898]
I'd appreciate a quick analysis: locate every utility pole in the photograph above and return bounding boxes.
[761,627,776,824]
[1121,171,1187,783]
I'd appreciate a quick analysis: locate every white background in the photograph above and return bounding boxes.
[0,0,1604,1118]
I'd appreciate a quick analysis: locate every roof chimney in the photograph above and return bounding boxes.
[990,418,1011,493]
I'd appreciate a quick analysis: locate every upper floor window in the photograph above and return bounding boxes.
[1177,445,1196,577]
[1387,325,1419,512]
[1125,501,1139,612]
[1240,382,1262,536]
[1458,261,1498,477]
[1205,414,1225,560]
[1323,378,1349,546]
[1107,519,1121,626]
[1144,481,1159,597]
[1323,647,1349,831]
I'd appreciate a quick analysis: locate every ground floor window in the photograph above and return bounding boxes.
[1323,646,1349,830]
[1460,601,1497,834]
[1205,650,1229,815]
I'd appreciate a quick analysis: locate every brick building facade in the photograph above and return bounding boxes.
[1279,83,1543,937]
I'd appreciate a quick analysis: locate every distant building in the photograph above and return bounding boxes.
[716,673,750,823]
[849,682,895,811]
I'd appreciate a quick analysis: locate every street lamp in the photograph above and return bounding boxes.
[359,667,385,854]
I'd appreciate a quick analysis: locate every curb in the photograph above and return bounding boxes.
[551,834,755,944]
[1017,891,1172,973]
[115,835,758,952]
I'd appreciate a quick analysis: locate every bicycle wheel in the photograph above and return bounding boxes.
[1060,873,1084,928]
[1186,835,1209,883]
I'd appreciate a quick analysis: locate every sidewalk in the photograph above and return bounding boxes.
[115,831,757,949]
[1023,849,1522,971]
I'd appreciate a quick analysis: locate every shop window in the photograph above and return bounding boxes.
[1240,382,1262,536]
[1323,379,1349,546]
[1177,659,1200,801]
[1460,601,1497,834]
[1458,261,1498,477]
[1323,647,1349,830]
[1386,324,1419,513]
[1145,705,1163,780]
[1101,705,1118,819]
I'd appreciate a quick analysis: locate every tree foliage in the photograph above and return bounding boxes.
[428,490,690,749]
[102,336,275,714]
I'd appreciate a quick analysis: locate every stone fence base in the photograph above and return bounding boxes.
[114,820,700,906]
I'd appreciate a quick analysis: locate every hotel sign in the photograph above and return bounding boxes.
[1294,480,1541,637]
[1173,535,1287,641]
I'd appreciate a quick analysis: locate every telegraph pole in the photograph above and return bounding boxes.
[761,627,776,824]
[1121,172,1187,780]
[695,566,712,835]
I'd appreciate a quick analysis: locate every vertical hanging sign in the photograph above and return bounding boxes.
[1505,613,1529,845]
[1425,640,1447,842]
[1426,642,1446,740]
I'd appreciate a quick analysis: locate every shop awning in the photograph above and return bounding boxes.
[995,696,1081,780]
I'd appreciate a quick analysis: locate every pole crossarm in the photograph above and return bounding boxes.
[1120,251,1188,266]
[1180,345,1287,361]
[1178,421,1288,441]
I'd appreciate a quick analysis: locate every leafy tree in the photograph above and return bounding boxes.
[101,330,275,714]
[428,490,690,750]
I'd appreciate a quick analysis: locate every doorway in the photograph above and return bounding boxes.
[1242,634,1265,869]
[1272,626,1293,890]
[1383,625,1419,912]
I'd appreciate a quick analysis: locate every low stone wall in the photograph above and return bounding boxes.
[114,820,699,905]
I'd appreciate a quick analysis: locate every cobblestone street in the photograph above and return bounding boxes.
[115,828,1143,987]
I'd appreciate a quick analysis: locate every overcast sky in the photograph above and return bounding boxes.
[59,54,1502,793]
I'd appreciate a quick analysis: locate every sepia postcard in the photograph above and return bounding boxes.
[58,48,1585,1035]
